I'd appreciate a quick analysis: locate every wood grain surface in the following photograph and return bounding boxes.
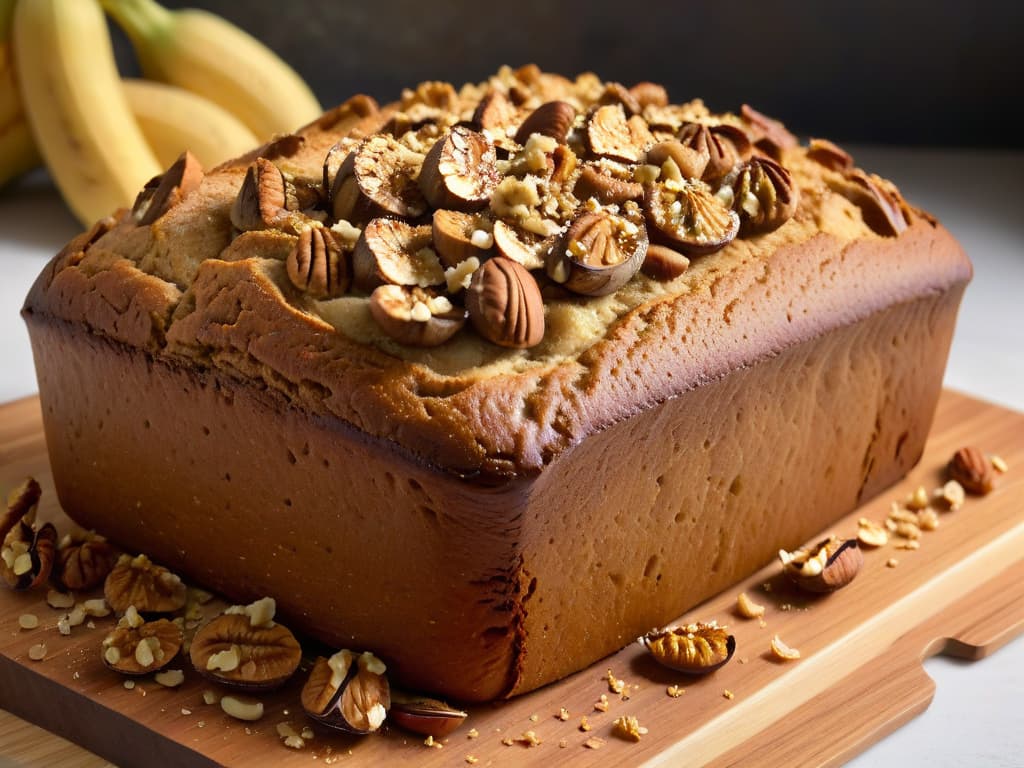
[1,389,1021,768]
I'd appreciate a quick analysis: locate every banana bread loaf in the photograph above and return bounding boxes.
[22,66,970,702]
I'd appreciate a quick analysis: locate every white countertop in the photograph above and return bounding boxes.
[1,149,1022,766]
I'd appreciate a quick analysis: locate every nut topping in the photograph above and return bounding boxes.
[740,104,799,157]
[418,126,500,211]
[645,140,710,181]
[472,89,519,134]
[353,218,442,290]
[514,100,577,145]
[133,151,204,226]
[948,446,996,495]
[431,210,494,267]
[586,104,653,163]
[597,82,642,115]
[388,692,468,738]
[103,554,187,614]
[369,285,466,347]
[644,179,740,255]
[807,138,854,172]
[286,226,350,299]
[676,122,738,181]
[574,164,644,205]
[547,210,648,296]
[1,522,56,591]
[642,622,736,675]
[629,81,669,109]
[466,257,545,348]
[1,478,41,543]
[491,219,550,270]
[779,537,863,593]
[641,244,690,280]
[301,649,391,735]
[101,608,183,675]
[231,157,297,232]
[55,531,117,592]
[732,157,799,235]
[709,124,754,164]
[841,170,910,236]
[341,135,427,220]
[190,605,301,691]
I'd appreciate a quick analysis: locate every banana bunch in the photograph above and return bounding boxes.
[1,0,321,225]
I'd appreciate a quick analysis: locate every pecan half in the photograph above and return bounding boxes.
[491,220,550,270]
[948,446,996,495]
[644,179,739,254]
[190,603,301,691]
[629,81,669,109]
[842,170,909,236]
[352,218,442,290]
[642,622,736,675]
[55,532,117,592]
[677,122,738,181]
[710,123,754,163]
[473,89,519,134]
[301,650,391,735]
[807,138,854,172]
[133,151,204,226]
[597,82,641,115]
[732,156,800,235]
[418,126,500,211]
[101,607,183,675]
[514,100,577,146]
[740,104,798,158]
[431,210,494,267]
[369,285,466,347]
[780,537,862,593]
[104,554,187,614]
[586,104,653,163]
[641,244,690,280]
[286,226,350,299]
[466,257,545,348]
[645,140,709,181]
[574,164,644,205]
[338,135,427,220]
[388,692,467,738]
[231,157,299,232]
[547,211,647,296]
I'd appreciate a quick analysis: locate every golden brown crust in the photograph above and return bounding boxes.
[22,70,972,482]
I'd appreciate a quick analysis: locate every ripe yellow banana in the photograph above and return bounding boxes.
[1,0,41,187]
[13,0,161,225]
[122,78,259,170]
[101,0,322,142]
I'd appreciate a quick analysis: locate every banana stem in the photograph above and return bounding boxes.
[98,0,174,47]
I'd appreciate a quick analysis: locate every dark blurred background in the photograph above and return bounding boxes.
[141,0,1022,147]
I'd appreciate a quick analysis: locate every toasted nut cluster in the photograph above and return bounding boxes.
[301,649,391,734]
[641,621,735,675]
[104,554,187,614]
[1,478,57,591]
[101,606,184,675]
[190,598,301,691]
[388,692,468,738]
[779,537,862,593]
[55,531,117,592]
[948,446,996,495]
[195,70,872,351]
[611,715,648,742]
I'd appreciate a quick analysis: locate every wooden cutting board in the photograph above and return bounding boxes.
[1,389,1022,768]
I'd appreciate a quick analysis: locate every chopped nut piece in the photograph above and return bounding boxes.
[646,140,709,181]
[28,643,47,661]
[370,285,466,347]
[948,446,996,495]
[732,156,799,235]
[432,210,494,267]
[918,508,940,531]
[935,480,966,510]
[779,537,862,592]
[519,730,541,747]
[894,522,922,540]
[806,138,854,172]
[605,669,626,694]
[123,679,135,690]
[155,669,185,688]
[419,126,500,211]
[104,554,186,614]
[886,558,899,568]
[388,691,468,738]
[501,736,515,747]
[515,100,578,146]
[736,592,765,619]
[991,455,1008,473]
[220,695,264,722]
[594,694,610,713]
[19,613,38,630]
[202,689,219,706]
[46,589,75,610]
[896,540,921,551]
[584,737,607,750]
[676,122,737,181]
[466,257,545,348]
[612,715,648,742]
[574,163,644,205]
[465,755,479,764]
[190,612,301,691]
[903,485,929,510]
[133,151,204,226]
[491,219,549,270]
[529,713,539,723]
[102,616,182,675]
[770,635,801,661]
[666,685,685,698]
[352,218,441,290]
[301,649,390,734]
[642,622,735,675]
[548,210,647,296]
[579,715,592,732]
[467,728,479,739]
[723,689,735,700]
[587,104,652,162]
[857,518,889,547]
[81,598,111,617]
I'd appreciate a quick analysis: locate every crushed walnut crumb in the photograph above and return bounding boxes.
[579,716,592,732]
[886,558,899,568]
[666,685,685,698]
[723,690,735,700]
[584,736,606,750]
[612,715,647,742]
[557,707,570,721]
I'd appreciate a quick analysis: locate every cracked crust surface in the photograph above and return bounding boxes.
[23,69,971,480]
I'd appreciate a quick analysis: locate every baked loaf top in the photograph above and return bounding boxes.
[24,66,971,480]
